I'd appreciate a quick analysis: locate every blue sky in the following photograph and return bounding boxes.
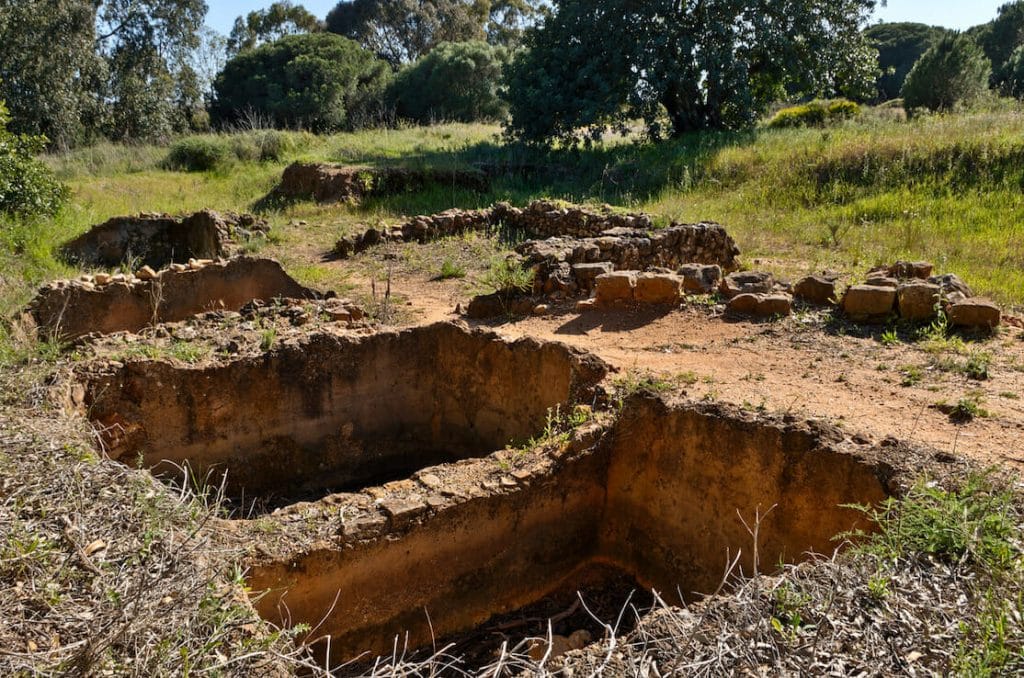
[206,1,1008,35]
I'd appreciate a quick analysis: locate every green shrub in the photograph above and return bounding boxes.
[389,41,511,123]
[0,99,68,217]
[164,137,232,172]
[767,99,861,129]
[902,33,991,112]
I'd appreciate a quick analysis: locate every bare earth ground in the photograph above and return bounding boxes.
[320,253,1024,473]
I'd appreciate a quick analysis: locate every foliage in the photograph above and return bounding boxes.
[505,0,879,144]
[326,0,486,66]
[1003,44,1024,98]
[767,100,861,129]
[390,41,510,123]
[849,474,1021,571]
[0,0,208,147]
[164,137,232,172]
[210,33,391,132]
[0,0,104,149]
[902,34,992,113]
[485,0,547,47]
[0,100,69,216]
[481,256,534,293]
[227,1,323,57]
[973,0,1024,91]
[864,22,950,102]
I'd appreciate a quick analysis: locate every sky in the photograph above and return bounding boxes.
[205,1,1009,36]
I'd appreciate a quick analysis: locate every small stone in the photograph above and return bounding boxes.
[532,304,550,316]
[948,299,1001,330]
[721,271,774,298]
[842,285,897,322]
[571,262,614,293]
[863,274,899,289]
[677,264,722,294]
[93,273,112,285]
[419,473,442,489]
[727,293,761,314]
[380,498,426,521]
[170,263,187,272]
[757,293,792,316]
[500,477,517,488]
[136,265,158,281]
[929,273,974,299]
[575,298,597,312]
[793,275,838,304]
[891,261,934,279]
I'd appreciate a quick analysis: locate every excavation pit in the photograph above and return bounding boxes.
[243,394,897,667]
[77,322,608,512]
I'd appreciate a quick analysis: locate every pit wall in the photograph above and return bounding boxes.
[599,397,890,601]
[82,323,608,500]
[245,395,892,662]
[246,448,610,659]
[27,258,316,341]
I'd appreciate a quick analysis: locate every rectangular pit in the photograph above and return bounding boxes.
[243,394,894,665]
[78,323,608,511]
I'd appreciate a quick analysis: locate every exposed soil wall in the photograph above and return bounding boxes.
[27,257,316,341]
[599,397,890,601]
[247,449,610,659]
[242,395,894,663]
[80,323,608,504]
[272,162,489,204]
[61,210,268,269]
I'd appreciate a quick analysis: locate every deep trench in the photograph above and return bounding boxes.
[78,325,890,668]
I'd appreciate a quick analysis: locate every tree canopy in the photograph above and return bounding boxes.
[864,22,949,102]
[505,0,879,145]
[227,2,324,57]
[902,33,992,112]
[972,1,1024,92]
[210,33,391,132]
[389,41,510,122]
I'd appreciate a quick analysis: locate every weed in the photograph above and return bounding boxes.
[169,340,210,365]
[880,328,901,346]
[480,256,534,294]
[260,328,277,351]
[846,474,1021,571]
[900,365,924,387]
[965,351,992,381]
[438,258,467,280]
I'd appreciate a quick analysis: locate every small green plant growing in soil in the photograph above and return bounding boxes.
[260,328,277,351]
[880,328,901,346]
[480,257,534,294]
[900,365,923,387]
[438,258,467,280]
[964,351,992,381]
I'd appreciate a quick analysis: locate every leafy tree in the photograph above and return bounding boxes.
[485,0,546,46]
[390,41,510,122]
[506,0,879,145]
[210,33,391,131]
[902,34,992,112]
[325,0,486,66]
[973,1,1024,91]
[1002,44,1024,97]
[95,0,209,140]
[0,98,69,217]
[227,2,324,57]
[864,22,949,102]
[0,0,104,149]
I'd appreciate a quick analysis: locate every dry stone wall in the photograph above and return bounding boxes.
[272,162,489,205]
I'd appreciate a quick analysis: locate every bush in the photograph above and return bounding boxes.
[766,99,861,129]
[0,99,68,216]
[902,34,992,113]
[389,41,510,123]
[210,33,391,132]
[164,137,232,172]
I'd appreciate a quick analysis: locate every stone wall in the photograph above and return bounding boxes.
[61,210,269,269]
[26,257,317,341]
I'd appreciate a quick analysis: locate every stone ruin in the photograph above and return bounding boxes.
[269,162,489,204]
[66,322,921,667]
[61,209,269,269]
[25,257,321,342]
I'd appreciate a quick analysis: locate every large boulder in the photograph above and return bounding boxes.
[572,263,615,294]
[897,281,941,322]
[727,293,792,317]
[842,285,897,322]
